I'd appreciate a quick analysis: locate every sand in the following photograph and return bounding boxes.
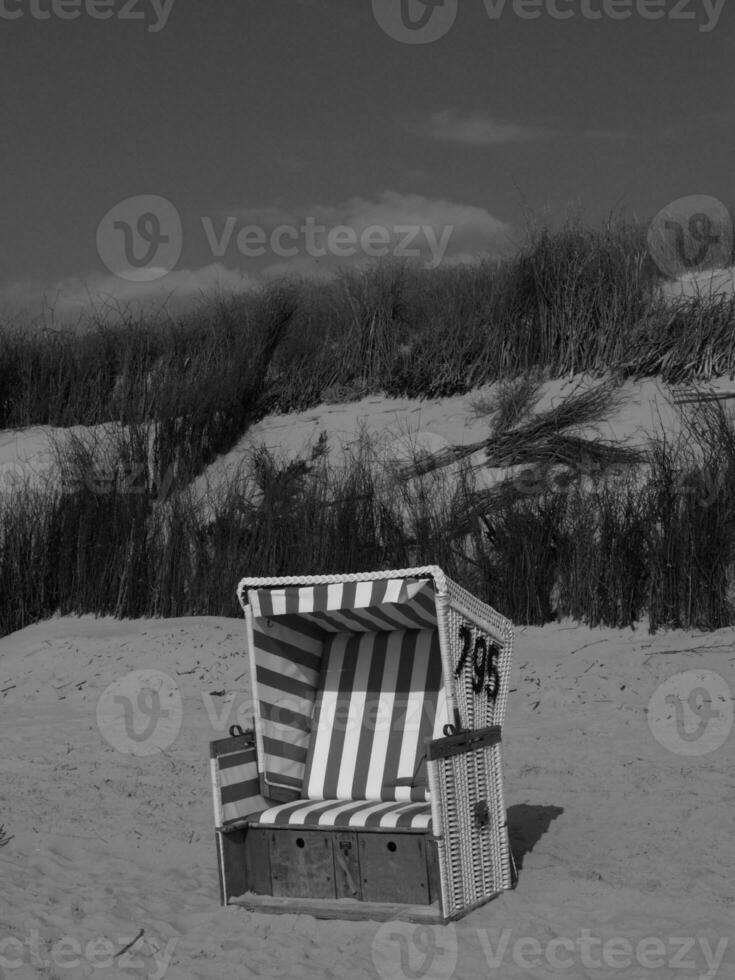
[1,380,734,978]
[1,613,733,979]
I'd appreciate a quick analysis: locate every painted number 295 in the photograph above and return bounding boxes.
[455,625,501,702]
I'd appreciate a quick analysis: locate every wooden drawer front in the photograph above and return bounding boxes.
[359,833,431,905]
[269,830,335,899]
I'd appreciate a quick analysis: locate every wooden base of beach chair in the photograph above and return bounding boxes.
[217,826,443,912]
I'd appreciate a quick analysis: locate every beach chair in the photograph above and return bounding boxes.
[210,566,515,922]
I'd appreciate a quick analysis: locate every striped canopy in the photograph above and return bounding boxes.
[248,577,437,631]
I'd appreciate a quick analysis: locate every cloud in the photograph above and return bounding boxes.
[205,192,513,271]
[253,190,513,261]
[324,190,504,228]
[425,109,554,146]
[327,190,512,253]
[0,263,258,326]
[0,193,513,323]
[423,110,630,147]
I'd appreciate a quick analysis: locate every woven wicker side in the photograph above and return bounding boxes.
[427,737,513,920]
[444,579,513,731]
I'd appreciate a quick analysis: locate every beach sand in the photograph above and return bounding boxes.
[1,613,732,979]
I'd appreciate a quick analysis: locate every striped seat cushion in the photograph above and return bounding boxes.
[253,799,432,830]
[302,628,448,803]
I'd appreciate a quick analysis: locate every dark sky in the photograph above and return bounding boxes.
[1,0,733,320]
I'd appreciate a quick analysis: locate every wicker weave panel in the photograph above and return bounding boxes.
[428,741,513,918]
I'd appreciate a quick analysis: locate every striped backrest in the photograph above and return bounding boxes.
[247,577,440,797]
[302,628,448,803]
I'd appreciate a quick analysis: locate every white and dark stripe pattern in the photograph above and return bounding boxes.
[210,735,268,829]
[250,614,324,793]
[247,577,439,796]
[254,798,432,830]
[302,628,448,803]
[248,578,437,633]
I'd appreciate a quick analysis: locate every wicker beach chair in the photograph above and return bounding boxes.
[211,566,515,921]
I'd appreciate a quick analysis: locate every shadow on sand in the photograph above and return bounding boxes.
[507,803,564,870]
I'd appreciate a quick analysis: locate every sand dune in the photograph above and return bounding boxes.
[0,375,691,499]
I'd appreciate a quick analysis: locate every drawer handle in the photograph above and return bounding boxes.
[335,845,358,896]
